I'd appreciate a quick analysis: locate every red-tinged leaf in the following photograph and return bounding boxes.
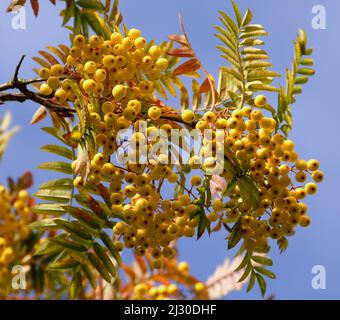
[121,264,136,282]
[212,221,222,232]
[151,275,171,286]
[97,184,111,206]
[168,46,194,58]
[31,106,47,125]
[30,0,39,17]
[200,77,212,94]
[58,44,70,56]
[173,59,200,76]
[39,51,59,66]
[168,34,188,46]
[18,171,33,190]
[134,253,148,274]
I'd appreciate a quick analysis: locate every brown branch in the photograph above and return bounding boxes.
[0,55,75,117]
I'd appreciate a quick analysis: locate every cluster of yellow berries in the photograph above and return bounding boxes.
[0,185,32,285]
[39,26,322,263]
[131,261,207,300]
[133,283,179,300]
[42,30,204,267]
[96,166,200,268]
[38,28,169,112]
[181,94,323,252]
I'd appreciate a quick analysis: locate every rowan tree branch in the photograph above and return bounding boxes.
[0,55,75,116]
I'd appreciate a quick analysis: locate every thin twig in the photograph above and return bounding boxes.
[0,55,75,116]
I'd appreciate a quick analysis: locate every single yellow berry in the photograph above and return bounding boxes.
[148,106,161,120]
[254,95,267,107]
[182,110,195,123]
[112,84,127,101]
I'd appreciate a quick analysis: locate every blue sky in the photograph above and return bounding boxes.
[0,0,339,299]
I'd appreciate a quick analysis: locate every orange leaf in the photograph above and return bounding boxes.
[151,275,171,285]
[30,106,47,125]
[39,50,59,66]
[30,0,39,17]
[168,34,188,46]
[168,46,194,58]
[212,221,222,232]
[121,265,136,282]
[200,77,212,94]
[18,171,33,190]
[134,254,148,274]
[173,59,200,76]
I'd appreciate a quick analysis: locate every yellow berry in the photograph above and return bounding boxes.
[112,85,127,101]
[148,106,161,120]
[94,69,107,82]
[194,282,206,293]
[102,55,116,68]
[307,159,319,171]
[190,175,202,186]
[155,58,169,70]
[40,84,53,96]
[178,261,189,274]
[299,215,311,227]
[182,110,195,123]
[254,95,267,107]
[312,170,324,183]
[305,182,317,195]
[73,34,85,48]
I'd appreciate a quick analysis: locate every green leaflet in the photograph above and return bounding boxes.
[254,266,276,279]
[38,161,72,175]
[76,0,105,11]
[93,242,117,277]
[81,264,97,289]
[278,29,315,135]
[70,270,82,300]
[63,206,103,230]
[62,0,75,26]
[31,203,66,216]
[34,189,71,203]
[216,3,279,108]
[247,271,256,293]
[30,219,58,230]
[54,219,93,241]
[41,127,69,145]
[39,178,73,190]
[40,145,73,160]
[235,251,275,297]
[47,260,80,271]
[227,220,242,249]
[33,240,63,257]
[99,232,122,266]
[251,255,273,266]
[87,252,112,283]
[82,13,104,36]
[256,273,267,297]
[50,237,87,253]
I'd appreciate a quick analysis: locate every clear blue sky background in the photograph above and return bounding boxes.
[0,0,338,299]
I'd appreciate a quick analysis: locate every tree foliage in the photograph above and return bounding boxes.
[0,0,322,299]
